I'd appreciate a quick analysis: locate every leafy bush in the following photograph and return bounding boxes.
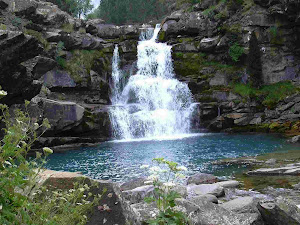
[141,158,189,224]
[229,42,244,62]
[0,91,102,224]
[232,81,298,109]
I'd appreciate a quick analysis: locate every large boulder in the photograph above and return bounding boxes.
[258,197,300,225]
[187,183,225,197]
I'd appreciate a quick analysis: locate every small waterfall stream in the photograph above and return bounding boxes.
[109,25,195,140]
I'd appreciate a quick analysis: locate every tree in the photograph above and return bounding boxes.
[49,0,93,18]
[247,32,263,88]
[90,0,167,25]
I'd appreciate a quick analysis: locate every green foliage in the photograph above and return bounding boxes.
[0,91,102,224]
[229,42,244,62]
[203,5,216,18]
[50,0,93,18]
[61,50,105,83]
[61,23,74,33]
[232,81,298,109]
[11,17,23,29]
[269,26,284,45]
[260,82,298,109]
[93,0,167,25]
[0,24,7,30]
[141,158,189,225]
[24,29,51,51]
[247,32,262,88]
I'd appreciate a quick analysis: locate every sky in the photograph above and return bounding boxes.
[92,0,100,9]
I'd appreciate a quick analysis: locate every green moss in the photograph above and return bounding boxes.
[24,29,51,51]
[229,42,244,62]
[0,23,7,30]
[232,81,299,109]
[269,26,284,45]
[78,27,86,34]
[158,30,166,42]
[221,23,242,33]
[61,23,74,33]
[62,50,106,83]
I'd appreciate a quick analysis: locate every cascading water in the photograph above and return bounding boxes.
[109,24,195,140]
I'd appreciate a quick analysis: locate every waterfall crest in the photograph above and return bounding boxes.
[109,25,194,140]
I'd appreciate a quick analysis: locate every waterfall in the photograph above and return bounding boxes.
[109,25,195,140]
[111,45,122,104]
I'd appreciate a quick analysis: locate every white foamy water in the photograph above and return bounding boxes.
[109,24,195,140]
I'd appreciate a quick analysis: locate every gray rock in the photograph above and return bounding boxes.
[293,182,300,190]
[265,158,277,164]
[199,36,220,51]
[187,173,218,185]
[221,197,257,213]
[209,72,229,86]
[258,198,300,225]
[187,183,225,197]
[120,177,147,191]
[289,135,300,143]
[217,180,240,188]
[122,185,154,204]
[248,165,300,176]
[43,70,76,88]
[0,0,8,9]
[190,201,263,225]
[189,194,218,204]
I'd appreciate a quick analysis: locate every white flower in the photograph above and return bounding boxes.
[0,90,7,96]
[175,173,185,179]
[177,166,188,171]
[140,164,150,169]
[43,147,53,155]
[149,166,162,174]
[0,205,2,211]
[147,175,158,181]
[163,182,176,188]
[33,123,39,130]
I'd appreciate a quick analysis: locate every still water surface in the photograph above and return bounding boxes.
[45,133,297,182]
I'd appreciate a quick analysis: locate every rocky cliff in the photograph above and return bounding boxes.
[0,0,299,148]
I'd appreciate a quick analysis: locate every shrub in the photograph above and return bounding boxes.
[141,158,189,224]
[0,92,102,224]
[229,42,244,62]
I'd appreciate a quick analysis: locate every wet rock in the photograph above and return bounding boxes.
[289,135,300,143]
[187,173,218,185]
[247,164,300,176]
[187,183,225,197]
[258,197,300,225]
